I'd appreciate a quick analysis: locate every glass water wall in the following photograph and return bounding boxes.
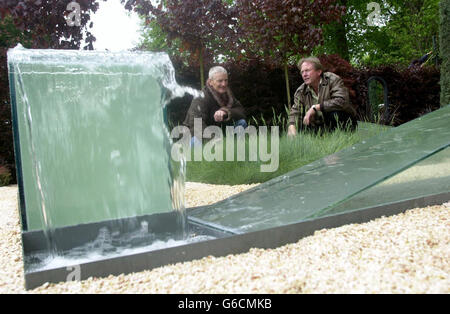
[8,46,177,231]
[326,147,450,215]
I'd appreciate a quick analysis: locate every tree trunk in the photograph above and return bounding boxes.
[284,63,291,107]
[440,0,450,106]
[323,0,350,61]
[333,20,350,61]
[199,49,205,90]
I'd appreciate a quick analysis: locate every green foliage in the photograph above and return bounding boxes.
[315,0,440,67]
[139,19,191,63]
[0,15,32,48]
[139,19,170,51]
[377,0,440,66]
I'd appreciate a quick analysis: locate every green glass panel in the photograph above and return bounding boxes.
[8,47,175,231]
[325,147,450,215]
[190,105,450,234]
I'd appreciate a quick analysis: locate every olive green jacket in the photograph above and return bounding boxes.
[288,72,356,126]
[183,87,246,134]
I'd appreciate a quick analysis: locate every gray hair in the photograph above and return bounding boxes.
[208,66,228,80]
[297,57,323,71]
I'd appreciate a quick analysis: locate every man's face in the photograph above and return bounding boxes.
[300,62,322,87]
[209,72,228,94]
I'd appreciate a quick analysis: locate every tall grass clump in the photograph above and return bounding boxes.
[185,121,388,185]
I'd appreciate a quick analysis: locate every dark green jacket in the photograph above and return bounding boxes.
[183,87,246,133]
[288,72,356,126]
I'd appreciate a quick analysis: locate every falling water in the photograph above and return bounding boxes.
[14,62,57,259]
[8,45,207,272]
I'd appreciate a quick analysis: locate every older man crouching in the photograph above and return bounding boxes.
[183,66,247,145]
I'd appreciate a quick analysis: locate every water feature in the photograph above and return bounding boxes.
[25,227,216,273]
[7,45,203,273]
[12,59,57,259]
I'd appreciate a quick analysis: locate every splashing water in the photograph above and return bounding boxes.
[25,225,216,273]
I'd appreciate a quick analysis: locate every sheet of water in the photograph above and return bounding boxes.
[8,45,203,270]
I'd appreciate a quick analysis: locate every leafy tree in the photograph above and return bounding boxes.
[318,0,351,61]
[316,0,440,66]
[0,0,101,49]
[137,15,200,71]
[139,19,173,52]
[235,0,346,106]
[124,0,239,89]
[385,0,440,65]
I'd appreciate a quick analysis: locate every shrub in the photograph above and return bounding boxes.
[350,65,441,125]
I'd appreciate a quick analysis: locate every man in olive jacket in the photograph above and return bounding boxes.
[287,57,357,136]
[183,66,247,145]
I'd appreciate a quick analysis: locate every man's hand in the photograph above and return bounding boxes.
[287,124,297,137]
[214,109,227,122]
[303,106,316,126]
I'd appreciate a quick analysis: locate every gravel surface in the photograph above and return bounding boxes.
[0,184,449,294]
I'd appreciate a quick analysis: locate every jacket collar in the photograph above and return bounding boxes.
[302,73,328,95]
[203,85,234,108]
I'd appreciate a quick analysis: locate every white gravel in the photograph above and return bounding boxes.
[0,184,449,294]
